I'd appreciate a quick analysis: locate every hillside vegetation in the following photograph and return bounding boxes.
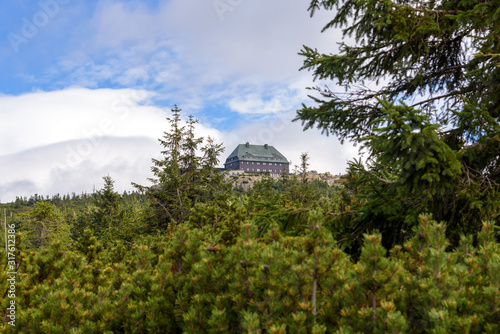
[1,103,498,333]
[2,0,500,332]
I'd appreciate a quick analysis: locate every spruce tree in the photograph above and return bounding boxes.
[133,105,229,230]
[295,0,500,247]
[23,201,69,248]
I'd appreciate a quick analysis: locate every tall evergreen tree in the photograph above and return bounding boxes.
[133,105,229,230]
[295,0,500,247]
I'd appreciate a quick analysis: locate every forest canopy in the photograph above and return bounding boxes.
[1,0,499,332]
[295,0,500,248]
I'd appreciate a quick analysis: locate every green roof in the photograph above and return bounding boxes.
[225,143,289,164]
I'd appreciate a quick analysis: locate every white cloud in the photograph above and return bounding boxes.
[44,0,341,110]
[0,87,161,155]
[0,86,356,202]
[162,0,339,81]
[0,87,224,202]
[228,90,300,115]
[220,115,357,175]
[89,1,164,49]
[0,1,360,201]
[0,137,159,202]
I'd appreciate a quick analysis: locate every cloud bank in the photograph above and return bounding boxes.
[0,0,356,202]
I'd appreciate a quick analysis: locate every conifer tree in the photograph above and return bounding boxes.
[133,105,229,230]
[23,201,69,248]
[2,212,500,332]
[70,175,126,244]
[295,0,500,246]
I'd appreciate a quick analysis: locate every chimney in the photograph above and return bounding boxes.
[245,142,249,148]
[264,144,268,149]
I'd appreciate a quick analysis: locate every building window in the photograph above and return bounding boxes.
[257,162,260,165]
[257,169,260,172]
[263,162,266,165]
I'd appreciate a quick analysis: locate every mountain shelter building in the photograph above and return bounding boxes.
[224,143,289,175]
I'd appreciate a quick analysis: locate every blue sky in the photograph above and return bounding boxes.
[0,0,357,202]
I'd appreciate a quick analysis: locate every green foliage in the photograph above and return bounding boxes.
[20,201,71,248]
[1,12,499,324]
[241,172,341,239]
[186,200,248,245]
[2,214,499,332]
[363,98,462,199]
[71,176,148,246]
[133,106,230,231]
[295,0,500,249]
